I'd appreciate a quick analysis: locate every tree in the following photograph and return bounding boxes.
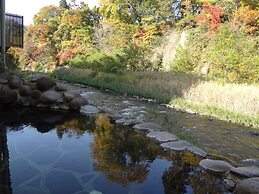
[59,0,70,9]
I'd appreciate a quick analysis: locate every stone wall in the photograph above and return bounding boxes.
[0,73,88,110]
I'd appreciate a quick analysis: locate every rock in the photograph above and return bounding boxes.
[55,83,67,92]
[231,166,259,177]
[63,91,80,102]
[161,140,206,157]
[147,131,178,143]
[187,146,207,158]
[36,77,56,91]
[243,159,259,167]
[31,90,41,99]
[224,179,235,190]
[199,159,233,173]
[110,114,123,122]
[36,103,49,108]
[18,96,30,106]
[0,72,10,80]
[8,75,21,89]
[40,91,61,104]
[0,87,18,104]
[133,122,164,133]
[115,118,126,125]
[22,79,30,86]
[249,131,259,136]
[0,78,8,84]
[123,119,143,126]
[80,105,98,114]
[18,85,31,96]
[50,105,60,110]
[161,140,192,151]
[234,177,259,194]
[59,104,69,110]
[69,96,88,110]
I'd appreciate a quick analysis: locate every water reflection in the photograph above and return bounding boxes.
[0,108,230,194]
[91,115,164,186]
[162,152,227,194]
[0,126,12,194]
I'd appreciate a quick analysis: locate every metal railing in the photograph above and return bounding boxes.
[5,13,24,48]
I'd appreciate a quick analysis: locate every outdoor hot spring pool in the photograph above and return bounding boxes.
[0,108,230,194]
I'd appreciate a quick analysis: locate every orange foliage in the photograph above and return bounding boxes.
[233,5,259,35]
[196,2,223,32]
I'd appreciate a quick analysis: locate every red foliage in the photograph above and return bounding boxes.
[196,2,224,32]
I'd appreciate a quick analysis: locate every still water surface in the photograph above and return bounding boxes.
[0,108,229,194]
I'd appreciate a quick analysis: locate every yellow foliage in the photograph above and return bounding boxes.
[233,5,259,35]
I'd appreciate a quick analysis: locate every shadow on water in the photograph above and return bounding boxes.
[0,108,230,194]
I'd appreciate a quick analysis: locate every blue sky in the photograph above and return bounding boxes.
[6,0,99,25]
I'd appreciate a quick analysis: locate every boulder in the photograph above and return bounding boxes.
[63,91,80,102]
[234,177,259,194]
[199,159,233,173]
[0,87,18,104]
[18,85,31,96]
[8,75,21,89]
[40,91,61,104]
[0,78,8,84]
[31,90,41,99]
[18,96,30,106]
[69,96,88,110]
[36,77,56,91]
[55,84,67,92]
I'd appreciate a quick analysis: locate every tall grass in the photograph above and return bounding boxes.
[52,67,259,128]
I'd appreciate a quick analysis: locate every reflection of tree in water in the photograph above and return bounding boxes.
[91,115,164,186]
[55,116,96,139]
[162,152,227,194]
[0,125,12,194]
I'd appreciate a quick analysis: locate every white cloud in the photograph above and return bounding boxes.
[6,0,99,25]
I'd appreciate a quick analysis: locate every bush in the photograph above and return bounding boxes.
[121,45,154,71]
[207,26,259,83]
[69,52,124,73]
[6,47,29,71]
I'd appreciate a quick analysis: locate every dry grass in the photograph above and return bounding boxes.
[53,67,259,118]
[183,82,259,116]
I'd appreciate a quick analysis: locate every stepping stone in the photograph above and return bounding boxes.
[80,105,98,114]
[147,131,178,143]
[231,166,259,177]
[234,177,259,194]
[161,140,206,157]
[199,159,233,173]
[123,119,143,126]
[243,158,259,167]
[161,140,192,151]
[187,146,207,158]
[115,118,126,125]
[133,122,164,133]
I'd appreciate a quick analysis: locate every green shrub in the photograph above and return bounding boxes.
[121,44,154,71]
[207,26,259,83]
[69,52,124,73]
[6,47,29,71]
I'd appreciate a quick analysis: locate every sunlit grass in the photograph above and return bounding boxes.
[51,67,259,128]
